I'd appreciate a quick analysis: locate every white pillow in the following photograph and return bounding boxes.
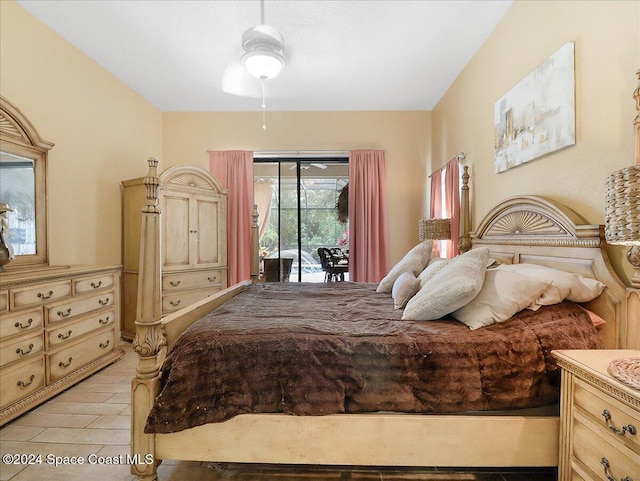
[451,269,551,329]
[402,247,489,321]
[377,240,433,293]
[391,271,421,309]
[496,264,605,303]
[417,258,453,287]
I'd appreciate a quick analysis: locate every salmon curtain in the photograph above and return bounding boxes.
[209,150,253,285]
[443,158,460,257]
[429,157,460,258]
[348,150,389,282]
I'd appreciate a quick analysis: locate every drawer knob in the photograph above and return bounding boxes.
[57,330,73,340]
[16,343,34,356]
[59,357,73,369]
[99,316,110,325]
[17,374,35,388]
[99,340,110,349]
[14,318,33,330]
[90,281,103,289]
[37,290,54,300]
[170,300,181,307]
[601,457,633,481]
[98,297,110,306]
[57,308,72,318]
[208,276,217,282]
[602,409,637,436]
[169,280,181,287]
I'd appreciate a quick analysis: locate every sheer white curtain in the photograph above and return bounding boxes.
[253,181,273,241]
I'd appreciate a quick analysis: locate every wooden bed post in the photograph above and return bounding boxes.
[250,204,260,282]
[459,165,471,253]
[131,157,165,481]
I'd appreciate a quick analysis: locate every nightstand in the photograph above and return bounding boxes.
[553,349,640,481]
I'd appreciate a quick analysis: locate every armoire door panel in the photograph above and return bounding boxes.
[194,196,220,266]
[163,194,191,269]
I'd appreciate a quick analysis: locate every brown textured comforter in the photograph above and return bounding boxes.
[145,282,603,434]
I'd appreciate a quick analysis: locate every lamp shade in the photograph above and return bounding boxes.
[605,164,640,246]
[418,218,451,242]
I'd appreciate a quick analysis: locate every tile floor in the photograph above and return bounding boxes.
[0,343,557,481]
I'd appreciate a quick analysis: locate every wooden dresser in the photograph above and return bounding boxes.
[121,165,228,340]
[553,349,640,481]
[0,265,124,425]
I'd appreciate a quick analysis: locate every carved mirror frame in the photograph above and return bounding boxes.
[0,96,54,267]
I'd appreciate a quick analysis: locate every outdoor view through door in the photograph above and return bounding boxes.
[254,159,349,282]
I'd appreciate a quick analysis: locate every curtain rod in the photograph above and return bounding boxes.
[206,150,351,158]
[253,150,350,159]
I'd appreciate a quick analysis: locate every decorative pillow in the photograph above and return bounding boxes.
[402,247,489,321]
[577,306,607,327]
[391,271,421,309]
[451,269,551,329]
[377,240,433,293]
[417,258,453,287]
[496,264,605,303]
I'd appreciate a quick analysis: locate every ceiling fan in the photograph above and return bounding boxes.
[222,0,287,129]
[289,163,328,170]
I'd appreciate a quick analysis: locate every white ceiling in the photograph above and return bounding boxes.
[17,0,513,112]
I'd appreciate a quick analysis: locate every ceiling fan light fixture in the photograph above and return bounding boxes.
[241,24,286,80]
[242,50,285,80]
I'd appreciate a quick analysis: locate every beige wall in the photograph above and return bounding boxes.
[162,110,430,264]
[431,0,639,284]
[0,1,162,267]
[3,0,637,278]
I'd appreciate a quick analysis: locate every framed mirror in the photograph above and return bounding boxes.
[0,96,53,268]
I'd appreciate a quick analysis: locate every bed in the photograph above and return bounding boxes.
[129,161,632,481]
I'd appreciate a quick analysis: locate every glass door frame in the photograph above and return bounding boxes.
[254,156,348,282]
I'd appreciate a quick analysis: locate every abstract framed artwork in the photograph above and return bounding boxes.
[494,42,575,173]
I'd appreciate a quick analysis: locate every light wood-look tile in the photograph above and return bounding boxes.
[0,343,557,481]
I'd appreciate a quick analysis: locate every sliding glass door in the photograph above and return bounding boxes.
[254,158,348,282]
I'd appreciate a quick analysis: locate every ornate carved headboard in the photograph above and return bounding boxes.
[471,195,628,349]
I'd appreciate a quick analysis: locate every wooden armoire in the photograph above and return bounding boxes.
[121,165,228,340]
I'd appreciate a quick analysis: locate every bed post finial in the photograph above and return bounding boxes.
[250,204,260,282]
[459,165,471,253]
[131,157,164,481]
[142,157,161,214]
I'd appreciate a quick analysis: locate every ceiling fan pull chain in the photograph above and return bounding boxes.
[261,78,267,130]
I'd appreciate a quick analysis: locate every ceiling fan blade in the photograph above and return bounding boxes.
[221,61,261,98]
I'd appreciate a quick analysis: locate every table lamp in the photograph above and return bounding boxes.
[418,218,452,242]
[605,164,640,288]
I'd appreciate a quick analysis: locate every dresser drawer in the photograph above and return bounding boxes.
[162,287,221,313]
[572,413,640,480]
[12,280,71,309]
[73,272,115,295]
[47,328,116,382]
[46,291,115,324]
[574,379,639,452]
[46,309,115,348]
[0,307,43,340]
[0,357,45,409]
[0,333,44,367]
[0,290,7,313]
[162,269,225,292]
